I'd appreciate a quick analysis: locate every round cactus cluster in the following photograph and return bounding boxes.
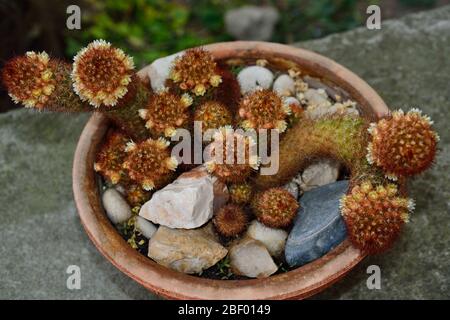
[194,100,233,134]
[122,138,178,191]
[139,91,192,138]
[94,131,130,185]
[169,48,222,96]
[213,204,248,237]
[72,40,135,107]
[229,183,253,204]
[206,126,260,183]
[367,109,439,180]
[2,51,56,109]
[238,89,291,132]
[252,188,299,228]
[340,180,414,254]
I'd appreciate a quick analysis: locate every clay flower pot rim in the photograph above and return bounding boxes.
[73,41,388,300]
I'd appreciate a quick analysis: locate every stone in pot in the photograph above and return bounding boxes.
[229,237,278,278]
[294,159,340,192]
[285,180,349,267]
[273,74,295,96]
[237,66,274,94]
[139,166,228,229]
[246,220,288,257]
[102,188,132,224]
[135,216,157,239]
[148,226,227,274]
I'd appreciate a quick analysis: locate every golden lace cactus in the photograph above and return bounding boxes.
[252,188,299,228]
[139,91,193,138]
[169,48,222,96]
[72,39,135,107]
[367,109,438,180]
[193,100,232,134]
[94,130,130,185]
[238,89,291,132]
[340,180,414,254]
[122,138,178,191]
[205,126,260,183]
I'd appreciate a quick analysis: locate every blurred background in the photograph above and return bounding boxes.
[1,0,449,112]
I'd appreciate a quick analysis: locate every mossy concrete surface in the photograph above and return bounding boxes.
[0,6,449,299]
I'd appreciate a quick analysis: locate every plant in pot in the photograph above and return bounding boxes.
[2,40,439,299]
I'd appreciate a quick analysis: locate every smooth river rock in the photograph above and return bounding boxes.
[135,216,157,239]
[148,226,227,274]
[139,166,228,229]
[102,188,132,224]
[273,74,296,96]
[237,66,274,94]
[285,180,349,267]
[246,220,288,257]
[229,237,278,278]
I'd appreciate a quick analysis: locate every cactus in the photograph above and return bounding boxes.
[340,180,414,254]
[72,39,135,107]
[125,184,152,207]
[72,40,149,140]
[229,183,253,204]
[122,138,178,191]
[238,89,291,132]
[208,67,241,114]
[367,109,439,180]
[138,91,192,138]
[254,115,369,189]
[251,188,299,228]
[1,51,89,112]
[194,100,233,134]
[213,204,248,237]
[94,130,130,185]
[205,126,260,183]
[169,48,222,96]
[2,45,148,140]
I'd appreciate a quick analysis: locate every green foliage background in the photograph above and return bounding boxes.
[66,0,378,67]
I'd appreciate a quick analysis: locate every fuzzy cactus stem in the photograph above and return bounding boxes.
[2,52,90,112]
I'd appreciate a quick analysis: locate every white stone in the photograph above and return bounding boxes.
[293,160,341,192]
[283,181,299,199]
[135,216,157,239]
[102,188,132,224]
[139,166,228,229]
[237,66,274,94]
[273,74,295,96]
[148,226,227,274]
[246,220,288,257]
[229,237,278,278]
[142,52,183,92]
[304,90,359,120]
[304,88,331,108]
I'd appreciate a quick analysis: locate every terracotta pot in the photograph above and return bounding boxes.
[73,41,389,300]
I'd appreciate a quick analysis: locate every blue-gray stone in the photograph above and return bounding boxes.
[285,180,349,267]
